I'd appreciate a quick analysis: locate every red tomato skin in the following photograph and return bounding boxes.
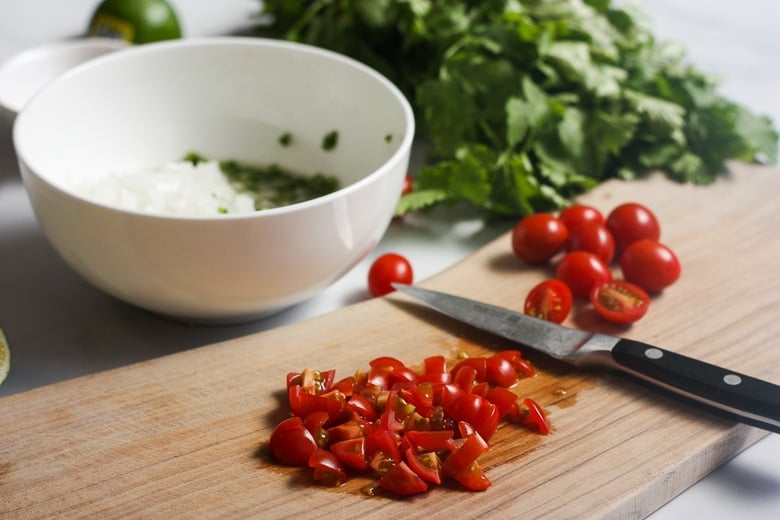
[269,417,319,467]
[555,251,613,298]
[330,438,368,471]
[511,213,568,263]
[620,239,681,293]
[590,280,650,324]
[401,174,414,196]
[606,202,661,252]
[524,279,573,324]
[309,448,348,485]
[379,461,429,495]
[367,253,413,297]
[566,221,615,264]
[558,204,604,231]
[522,399,550,435]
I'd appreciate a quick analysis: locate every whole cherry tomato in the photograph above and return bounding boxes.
[565,221,615,264]
[555,251,612,298]
[511,213,568,263]
[590,280,650,324]
[524,279,573,323]
[368,253,413,297]
[558,204,604,231]
[605,202,661,252]
[620,239,681,293]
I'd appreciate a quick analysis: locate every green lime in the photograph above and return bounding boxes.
[87,0,182,44]
[0,327,9,387]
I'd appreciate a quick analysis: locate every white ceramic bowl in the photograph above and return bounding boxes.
[0,38,128,124]
[14,37,414,322]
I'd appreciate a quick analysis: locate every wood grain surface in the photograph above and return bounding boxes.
[1,163,779,519]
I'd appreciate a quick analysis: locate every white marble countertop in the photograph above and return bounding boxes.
[1,1,778,517]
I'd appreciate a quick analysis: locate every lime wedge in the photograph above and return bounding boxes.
[0,327,9,386]
[87,0,182,44]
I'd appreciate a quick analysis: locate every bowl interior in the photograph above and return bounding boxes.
[15,38,412,207]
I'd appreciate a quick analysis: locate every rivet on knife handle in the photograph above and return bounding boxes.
[605,338,780,433]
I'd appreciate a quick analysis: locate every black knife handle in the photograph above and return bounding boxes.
[611,338,780,433]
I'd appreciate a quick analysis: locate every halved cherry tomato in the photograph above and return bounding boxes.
[309,448,348,486]
[521,398,550,435]
[524,279,573,324]
[620,239,681,293]
[558,204,604,231]
[269,416,319,467]
[555,251,612,298]
[379,461,429,495]
[367,253,413,297]
[606,202,660,252]
[511,213,568,263]
[566,221,615,264]
[590,280,650,324]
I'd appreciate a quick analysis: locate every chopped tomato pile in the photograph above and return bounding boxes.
[268,352,549,495]
[514,202,681,325]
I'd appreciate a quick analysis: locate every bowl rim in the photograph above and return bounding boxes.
[0,37,129,118]
[14,36,416,222]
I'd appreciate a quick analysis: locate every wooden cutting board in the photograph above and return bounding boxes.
[2,163,779,519]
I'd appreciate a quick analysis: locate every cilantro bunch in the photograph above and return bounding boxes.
[259,0,778,217]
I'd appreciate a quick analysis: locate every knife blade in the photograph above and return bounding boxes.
[393,283,780,434]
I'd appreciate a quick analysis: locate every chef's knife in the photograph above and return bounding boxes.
[393,284,780,434]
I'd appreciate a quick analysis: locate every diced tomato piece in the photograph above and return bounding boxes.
[405,447,442,484]
[302,410,330,447]
[269,417,319,467]
[309,448,347,486]
[452,364,479,393]
[450,357,487,382]
[405,430,454,452]
[365,428,401,468]
[287,368,336,393]
[379,461,429,495]
[437,383,465,408]
[327,418,368,443]
[485,386,519,419]
[442,432,488,473]
[331,437,368,471]
[495,350,536,377]
[419,355,450,384]
[346,393,377,421]
[444,458,491,491]
[331,376,355,396]
[399,382,434,417]
[471,381,490,397]
[486,354,518,388]
[288,385,346,419]
[522,398,550,435]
